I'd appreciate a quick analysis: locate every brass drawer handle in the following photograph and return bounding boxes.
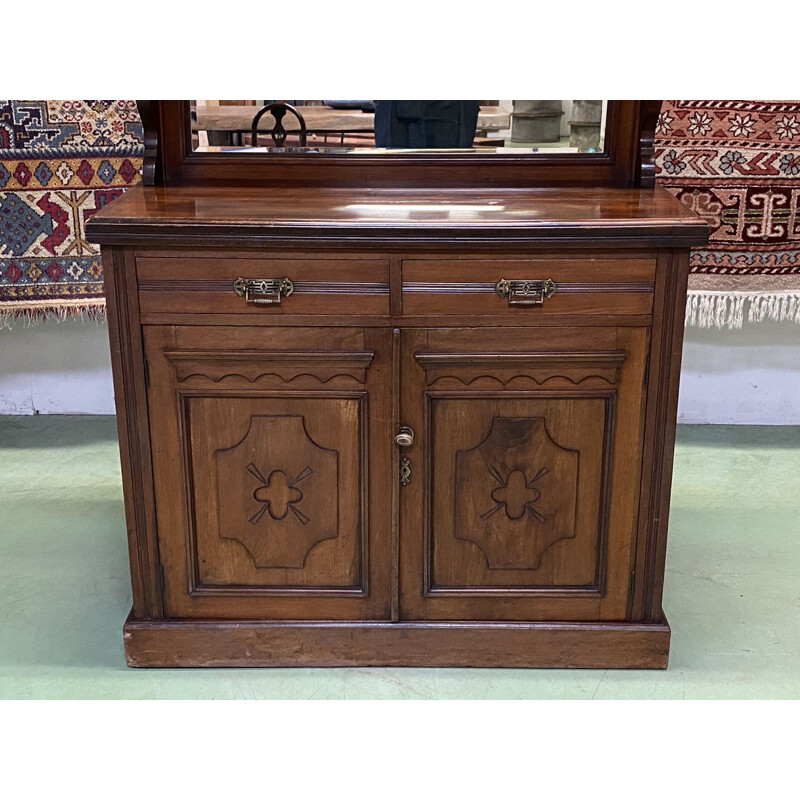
[495,278,557,306]
[233,277,294,305]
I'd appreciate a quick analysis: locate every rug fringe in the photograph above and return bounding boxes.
[685,291,800,329]
[5,293,800,331]
[0,302,107,331]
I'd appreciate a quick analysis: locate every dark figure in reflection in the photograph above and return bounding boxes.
[374,101,480,148]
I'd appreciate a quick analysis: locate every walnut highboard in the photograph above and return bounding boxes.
[86,100,708,667]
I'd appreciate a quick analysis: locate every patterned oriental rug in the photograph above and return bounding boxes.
[4,100,797,329]
[655,100,800,328]
[0,101,143,327]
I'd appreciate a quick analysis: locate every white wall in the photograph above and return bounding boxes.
[678,320,800,424]
[1,318,800,423]
[0,319,115,415]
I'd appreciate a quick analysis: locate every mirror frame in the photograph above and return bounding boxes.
[140,100,660,189]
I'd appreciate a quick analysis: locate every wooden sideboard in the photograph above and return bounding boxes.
[87,182,708,668]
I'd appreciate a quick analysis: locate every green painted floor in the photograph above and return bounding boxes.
[1,416,798,699]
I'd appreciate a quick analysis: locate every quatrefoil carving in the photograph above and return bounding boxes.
[216,415,337,569]
[247,464,311,524]
[484,466,550,522]
[455,417,578,570]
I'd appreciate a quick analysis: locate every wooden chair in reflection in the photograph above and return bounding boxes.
[250,103,308,148]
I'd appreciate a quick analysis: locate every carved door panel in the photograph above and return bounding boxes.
[399,327,649,622]
[144,325,392,620]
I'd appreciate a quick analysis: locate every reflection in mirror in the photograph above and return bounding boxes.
[190,101,608,155]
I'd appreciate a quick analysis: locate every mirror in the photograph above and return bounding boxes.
[189,101,609,155]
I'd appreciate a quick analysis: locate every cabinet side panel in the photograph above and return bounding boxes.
[633,248,691,621]
[103,245,163,618]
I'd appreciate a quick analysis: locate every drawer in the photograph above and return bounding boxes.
[401,257,655,316]
[136,256,390,315]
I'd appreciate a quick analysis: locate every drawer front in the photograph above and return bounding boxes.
[402,257,655,316]
[137,256,390,315]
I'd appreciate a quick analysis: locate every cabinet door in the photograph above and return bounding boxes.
[144,325,392,620]
[399,327,649,621]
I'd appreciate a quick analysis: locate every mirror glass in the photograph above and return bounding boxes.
[190,101,608,155]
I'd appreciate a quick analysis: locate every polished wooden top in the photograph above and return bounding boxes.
[87,185,708,247]
[194,105,511,133]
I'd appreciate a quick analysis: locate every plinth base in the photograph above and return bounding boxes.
[123,612,671,669]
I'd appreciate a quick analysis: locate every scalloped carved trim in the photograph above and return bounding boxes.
[427,374,619,388]
[180,372,363,386]
[417,350,627,387]
[166,349,374,385]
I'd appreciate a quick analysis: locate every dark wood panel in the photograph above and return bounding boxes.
[139,312,656,328]
[137,256,390,316]
[143,325,394,620]
[164,350,374,385]
[403,290,651,316]
[172,325,365,351]
[424,325,620,352]
[86,185,710,247]
[137,256,389,280]
[124,615,671,669]
[415,351,627,386]
[402,257,654,316]
[187,395,366,591]
[137,100,657,190]
[102,247,163,618]
[404,256,656,281]
[90,156,707,666]
[631,248,693,622]
[398,326,649,622]
[429,398,610,591]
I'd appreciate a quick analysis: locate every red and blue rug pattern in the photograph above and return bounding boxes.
[655,100,800,327]
[0,100,142,325]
